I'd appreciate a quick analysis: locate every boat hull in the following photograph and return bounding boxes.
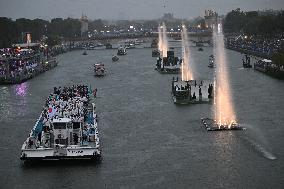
[21,147,101,161]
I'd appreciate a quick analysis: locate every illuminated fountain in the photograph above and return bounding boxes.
[171,24,214,104]
[201,22,244,131]
[156,22,181,74]
[158,25,163,53]
[161,22,168,58]
[158,22,168,58]
[181,24,193,81]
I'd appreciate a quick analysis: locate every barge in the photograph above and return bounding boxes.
[155,50,182,74]
[20,85,101,161]
[171,77,214,104]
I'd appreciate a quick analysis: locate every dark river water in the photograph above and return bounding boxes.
[0,41,283,189]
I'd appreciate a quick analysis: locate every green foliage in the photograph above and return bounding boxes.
[223,9,284,36]
[0,17,81,48]
[0,17,18,47]
[272,53,284,66]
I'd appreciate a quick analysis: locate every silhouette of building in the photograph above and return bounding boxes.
[162,13,174,21]
[204,10,218,29]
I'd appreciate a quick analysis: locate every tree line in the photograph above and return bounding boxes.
[0,17,107,48]
[223,8,284,36]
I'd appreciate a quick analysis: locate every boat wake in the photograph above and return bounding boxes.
[238,123,276,160]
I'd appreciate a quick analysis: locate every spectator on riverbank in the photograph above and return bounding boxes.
[226,34,284,57]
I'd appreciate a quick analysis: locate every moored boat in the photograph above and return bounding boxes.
[254,58,284,79]
[20,85,101,161]
[0,43,58,85]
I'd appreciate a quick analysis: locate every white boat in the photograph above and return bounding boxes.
[20,85,101,161]
[94,63,106,76]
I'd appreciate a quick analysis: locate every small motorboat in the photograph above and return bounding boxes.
[112,55,119,62]
[94,63,106,77]
[82,50,87,55]
[208,55,215,68]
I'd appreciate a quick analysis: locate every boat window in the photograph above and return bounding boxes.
[53,123,67,129]
[67,122,72,129]
[73,122,81,129]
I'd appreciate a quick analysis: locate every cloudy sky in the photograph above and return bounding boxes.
[0,0,283,20]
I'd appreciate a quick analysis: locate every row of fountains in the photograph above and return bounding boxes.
[158,22,237,129]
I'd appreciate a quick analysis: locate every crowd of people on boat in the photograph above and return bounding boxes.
[173,79,214,100]
[41,85,90,126]
[0,47,61,83]
[26,85,98,148]
[226,35,284,57]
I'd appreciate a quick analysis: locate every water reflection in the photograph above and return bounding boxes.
[15,83,28,97]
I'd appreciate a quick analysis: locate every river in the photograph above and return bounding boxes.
[0,41,283,188]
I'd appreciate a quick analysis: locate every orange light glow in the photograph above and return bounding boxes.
[181,25,194,81]
[158,22,168,57]
[213,23,236,127]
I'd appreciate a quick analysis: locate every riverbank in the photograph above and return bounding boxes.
[0,58,58,85]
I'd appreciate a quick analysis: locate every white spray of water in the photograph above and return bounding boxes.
[181,24,194,81]
[161,22,168,57]
[239,123,276,160]
[212,22,236,127]
[158,25,163,53]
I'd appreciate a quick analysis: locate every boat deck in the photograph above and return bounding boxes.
[172,80,213,104]
[21,85,101,160]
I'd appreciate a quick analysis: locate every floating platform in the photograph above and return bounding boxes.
[172,78,214,104]
[155,49,182,74]
[156,66,180,74]
[201,118,245,131]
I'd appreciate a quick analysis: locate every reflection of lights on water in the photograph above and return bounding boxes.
[15,83,28,96]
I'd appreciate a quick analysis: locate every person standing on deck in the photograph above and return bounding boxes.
[93,88,97,98]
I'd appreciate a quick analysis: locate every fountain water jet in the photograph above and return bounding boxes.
[213,22,237,128]
[158,25,163,54]
[181,24,194,81]
[201,22,244,131]
[158,22,168,58]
